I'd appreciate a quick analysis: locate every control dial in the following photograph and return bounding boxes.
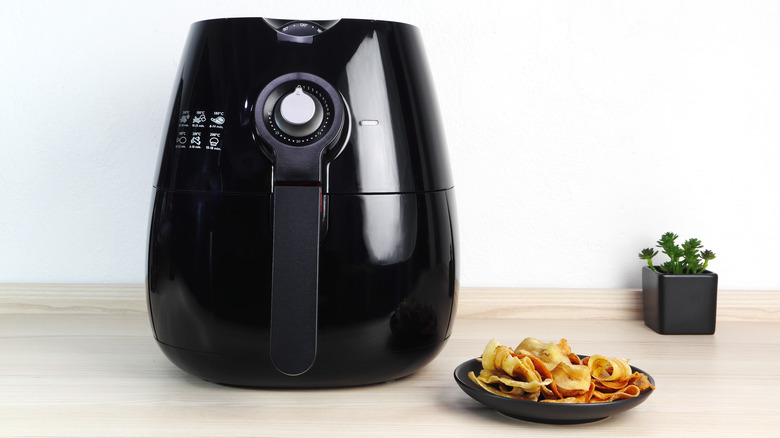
[274,85,324,138]
[277,21,325,36]
[257,80,336,146]
[255,72,345,154]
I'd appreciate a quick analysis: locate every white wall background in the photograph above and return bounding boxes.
[1,0,779,290]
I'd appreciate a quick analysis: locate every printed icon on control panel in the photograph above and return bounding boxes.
[191,135,201,146]
[210,116,225,125]
[177,136,187,144]
[179,114,189,123]
[209,137,220,147]
[192,114,207,123]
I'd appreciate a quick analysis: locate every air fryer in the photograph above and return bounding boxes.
[147,18,458,387]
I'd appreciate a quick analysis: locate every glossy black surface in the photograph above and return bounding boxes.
[155,18,452,194]
[148,189,458,386]
[454,358,655,424]
[148,18,457,387]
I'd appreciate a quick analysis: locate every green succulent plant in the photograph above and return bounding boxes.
[638,232,715,274]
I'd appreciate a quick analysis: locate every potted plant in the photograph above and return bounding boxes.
[637,232,718,334]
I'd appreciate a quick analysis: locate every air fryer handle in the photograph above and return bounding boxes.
[255,72,347,376]
[270,184,321,376]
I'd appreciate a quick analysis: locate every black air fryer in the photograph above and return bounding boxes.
[147,18,458,387]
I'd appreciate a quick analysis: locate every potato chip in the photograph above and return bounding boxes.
[557,338,572,356]
[629,372,654,391]
[480,339,501,373]
[476,369,551,393]
[514,337,569,370]
[588,355,633,382]
[550,361,592,396]
[468,371,540,401]
[591,385,642,402]
[540,381,595,403]
[494,344,526,377]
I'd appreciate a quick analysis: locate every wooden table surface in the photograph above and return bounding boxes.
[1,285,779,437]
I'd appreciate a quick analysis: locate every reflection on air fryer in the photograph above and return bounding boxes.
[346,31,402,193]
[391,297,437,339]
[361,195,417,265]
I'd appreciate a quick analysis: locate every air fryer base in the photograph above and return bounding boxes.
[155,338,448,388]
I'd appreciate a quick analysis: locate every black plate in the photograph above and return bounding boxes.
[454,357,655,424]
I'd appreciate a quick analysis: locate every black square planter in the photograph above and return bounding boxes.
[641,266,718,335]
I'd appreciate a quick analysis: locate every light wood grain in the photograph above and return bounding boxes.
[2,284,778,321]
[1,284,780,437]
[458,287,780,321]
[0,284,146,315]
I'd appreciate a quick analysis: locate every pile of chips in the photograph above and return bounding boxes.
[468,338,655,403]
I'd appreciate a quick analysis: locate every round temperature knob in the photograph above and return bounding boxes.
[255,72,345,151]
[274,86,324,137]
